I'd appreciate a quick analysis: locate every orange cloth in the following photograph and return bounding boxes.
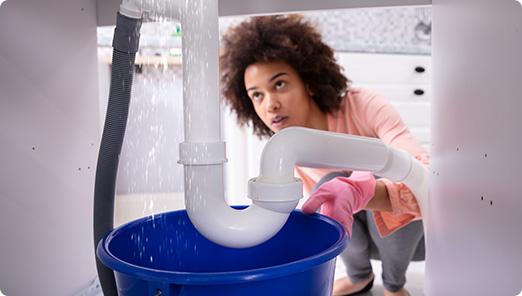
[295,88,430,237]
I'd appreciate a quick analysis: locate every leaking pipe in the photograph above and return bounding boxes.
[116,0,302,248]
[175,0,302,248]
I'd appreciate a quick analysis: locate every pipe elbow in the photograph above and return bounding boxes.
[186,202,296,248]
[258,127,429,218]
[259,127,390,181]
[182,164,302,248]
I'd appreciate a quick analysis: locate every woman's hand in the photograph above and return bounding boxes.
[302,171,377,236]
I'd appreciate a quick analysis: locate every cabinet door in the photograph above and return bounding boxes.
[429,1,522,295]
[337,52,433,150]
[0,1,99,295]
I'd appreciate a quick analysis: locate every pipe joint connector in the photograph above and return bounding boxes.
[375,148,412,182]
[248,178,303,213]
[178,141,227,165]
[119,0,152,19]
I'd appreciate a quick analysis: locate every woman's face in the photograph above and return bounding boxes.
[244,61,323,133]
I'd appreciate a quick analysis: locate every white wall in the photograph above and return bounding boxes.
[428,0,522,295]
[0,0,99,295]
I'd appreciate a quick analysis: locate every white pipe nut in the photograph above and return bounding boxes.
[248,178,303,213]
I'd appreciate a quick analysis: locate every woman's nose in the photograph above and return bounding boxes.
[265,93,280,112]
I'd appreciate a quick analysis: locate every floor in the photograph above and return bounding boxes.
[334,259,425,296]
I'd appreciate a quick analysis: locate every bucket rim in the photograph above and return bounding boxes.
[97,208,348,285]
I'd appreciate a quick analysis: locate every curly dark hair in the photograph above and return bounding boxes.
[220,14,350,139]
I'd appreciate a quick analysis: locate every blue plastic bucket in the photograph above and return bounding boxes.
[97,208,348,295]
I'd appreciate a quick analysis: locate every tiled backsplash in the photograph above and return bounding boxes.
[98,6,431,55]
[219,6,432,55]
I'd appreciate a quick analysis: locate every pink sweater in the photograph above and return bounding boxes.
[295,88,430,237]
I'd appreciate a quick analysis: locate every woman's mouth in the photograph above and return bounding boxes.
[271,115,288,128]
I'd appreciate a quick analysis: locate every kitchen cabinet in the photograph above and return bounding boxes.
[337,52,432,151]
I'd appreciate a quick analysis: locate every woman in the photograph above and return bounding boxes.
[220,14,428,296]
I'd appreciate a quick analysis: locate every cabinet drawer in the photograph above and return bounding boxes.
[336,52,431,84]
[354,83,431,102]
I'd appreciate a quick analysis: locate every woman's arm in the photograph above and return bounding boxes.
[366,180,392,211]
[363,90,429,235]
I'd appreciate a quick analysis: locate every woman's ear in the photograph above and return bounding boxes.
[306,85,314,97]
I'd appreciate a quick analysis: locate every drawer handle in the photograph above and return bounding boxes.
[415,66,426,73]
[414,89,425,96]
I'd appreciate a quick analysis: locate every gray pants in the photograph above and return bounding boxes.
[313,172,425,292]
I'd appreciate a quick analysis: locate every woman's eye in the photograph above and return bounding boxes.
[275,80,286,90]
[251,92,263,102]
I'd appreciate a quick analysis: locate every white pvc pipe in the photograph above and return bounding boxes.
[118,1,428,248]
[258,127,429,232]
[181,0,221,143]
[184,165,297,248]
[178,0,290,248]
[258,128,389,183]
[119,0,297,248]
[183,125,428,248]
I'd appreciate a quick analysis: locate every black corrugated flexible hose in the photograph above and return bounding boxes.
[93,12,142,296]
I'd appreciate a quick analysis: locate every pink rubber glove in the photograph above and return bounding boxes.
[302,171,376,237]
